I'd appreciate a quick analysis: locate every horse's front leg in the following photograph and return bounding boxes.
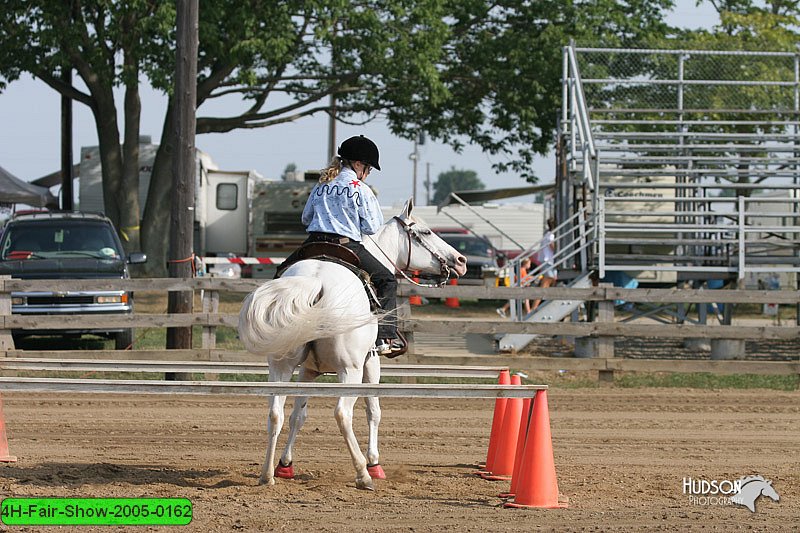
[336,367,372,490]
[259,364,294,486]
[362,354,384,479]
[277,366,321,476]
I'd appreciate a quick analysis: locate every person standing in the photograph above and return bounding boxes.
[298,135,404,357]
[531,217,558,311]
[496,257,532,317]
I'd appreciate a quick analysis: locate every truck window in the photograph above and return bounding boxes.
[1,222,121,260]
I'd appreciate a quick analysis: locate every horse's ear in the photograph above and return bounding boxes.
[401,197,414,218]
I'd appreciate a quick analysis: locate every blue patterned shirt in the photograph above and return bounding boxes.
[301,167,384,242]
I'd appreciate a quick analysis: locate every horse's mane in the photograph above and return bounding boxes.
[739,475,767,486]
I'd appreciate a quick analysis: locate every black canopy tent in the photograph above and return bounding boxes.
[0,165,59,208]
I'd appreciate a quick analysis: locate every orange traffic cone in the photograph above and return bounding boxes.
[499,396,533,498]
[477,369,510,472]
[482,374,523,480]
[0,394,17,463]
[444,278,459,308]
[409,271,422,306]
[504,390,566,508]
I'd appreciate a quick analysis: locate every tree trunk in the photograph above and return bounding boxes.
[120,66,142,254]
[141,100,176,277]
[91,90,123,228]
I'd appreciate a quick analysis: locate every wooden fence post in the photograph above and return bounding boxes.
[201,288,219,379]
[574,283,615,370]
[710,280,746,359]
[0,276,14,351]
[201,289,219,350]
[397,296,417,384]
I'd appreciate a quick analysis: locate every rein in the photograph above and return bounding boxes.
[367,216,452,288]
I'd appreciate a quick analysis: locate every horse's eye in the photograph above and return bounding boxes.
[420,229,432,236]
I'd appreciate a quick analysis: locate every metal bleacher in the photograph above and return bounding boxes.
[558,45,800,284]
[497,46,800,352]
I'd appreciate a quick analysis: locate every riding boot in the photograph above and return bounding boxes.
[343,242,404,356]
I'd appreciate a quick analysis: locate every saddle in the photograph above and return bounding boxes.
[275,242,381,311]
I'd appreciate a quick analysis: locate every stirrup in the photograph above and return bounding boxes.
[377,337,406,358]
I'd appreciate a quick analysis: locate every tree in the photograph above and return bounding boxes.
[432,167,484,205]
[0,0,674,274]
[281,163,298,181]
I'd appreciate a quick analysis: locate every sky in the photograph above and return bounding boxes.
[0,1,719,209]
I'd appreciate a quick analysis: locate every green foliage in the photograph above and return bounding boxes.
[0,0,675,267]
[431,167,485,204]
[0,0,676,179]
[281,163,298,181]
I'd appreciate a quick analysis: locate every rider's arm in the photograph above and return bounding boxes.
[358,186,384,235]
[301,186,318,226]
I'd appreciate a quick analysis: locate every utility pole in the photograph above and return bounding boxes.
[327,24,338,162]
[425,162,431,206]
[410,137,418,205]
[327,93,336,162]
[60,68,73,210]
[167,0,198,364]
[409,131,425,205]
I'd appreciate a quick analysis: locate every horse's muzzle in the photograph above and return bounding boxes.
[451,256,468,277]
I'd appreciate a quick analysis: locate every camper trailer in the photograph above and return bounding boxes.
[80,143,326,277]
[78,138,261,257]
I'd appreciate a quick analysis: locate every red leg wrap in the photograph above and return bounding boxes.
[367,463,386,479]
[274,461,295,479]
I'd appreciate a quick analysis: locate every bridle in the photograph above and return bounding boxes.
[367,216,452,288]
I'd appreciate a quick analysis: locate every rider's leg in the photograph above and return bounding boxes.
[346,242,401,351]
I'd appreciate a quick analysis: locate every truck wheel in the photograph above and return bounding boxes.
[115,329,134,350]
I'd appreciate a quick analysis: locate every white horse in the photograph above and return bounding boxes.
[238,199,467,490]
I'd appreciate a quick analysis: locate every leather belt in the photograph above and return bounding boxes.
[309,232,350,244]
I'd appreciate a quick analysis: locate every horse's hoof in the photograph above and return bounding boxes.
[356,477,375,491]
[274,461,295,479]
[258,476,275,486]
[367,464,386,479]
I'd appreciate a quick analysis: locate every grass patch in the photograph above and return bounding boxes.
[14,325,245,352]
[615,372,799,391]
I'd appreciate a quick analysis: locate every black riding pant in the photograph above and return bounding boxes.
[305,232,398,339]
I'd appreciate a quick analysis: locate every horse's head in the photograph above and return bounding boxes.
[392,198,467,279]
[761,480,780,502]
[732,476,781,512]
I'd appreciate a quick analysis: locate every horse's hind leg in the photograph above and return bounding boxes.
[278,366,321,474]
[336,368,373,490]
[259,364,294,486]
[362,355,384,478]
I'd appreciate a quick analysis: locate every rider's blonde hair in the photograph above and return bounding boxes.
[320,156,346,183]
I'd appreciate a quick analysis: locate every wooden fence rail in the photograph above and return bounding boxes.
[3,277,799,303]
[0,278,796,378]
[0,377,545,398]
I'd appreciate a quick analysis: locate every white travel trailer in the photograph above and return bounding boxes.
[78,138,262,257]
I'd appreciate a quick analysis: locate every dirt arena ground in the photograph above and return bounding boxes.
[0,387,797,532]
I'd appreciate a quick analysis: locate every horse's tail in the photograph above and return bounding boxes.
[238,276,376,357]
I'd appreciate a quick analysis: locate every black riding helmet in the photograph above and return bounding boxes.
[338,135,381,170]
